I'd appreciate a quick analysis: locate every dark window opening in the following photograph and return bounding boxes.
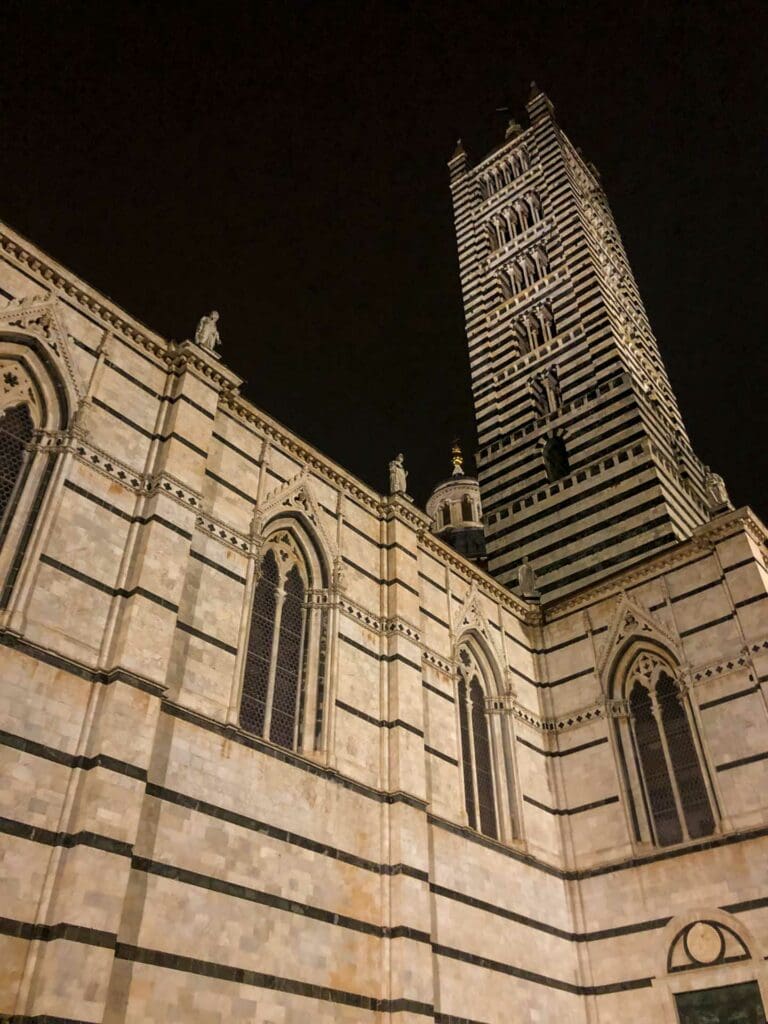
[631,681,681,846]
[0,403,34,527]
[542,435,569,483]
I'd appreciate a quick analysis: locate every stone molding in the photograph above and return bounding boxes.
[0,294,84,403]
[418,528,538,624]
[546,507,768,616]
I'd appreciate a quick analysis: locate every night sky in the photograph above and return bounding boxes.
[2,2,766,519]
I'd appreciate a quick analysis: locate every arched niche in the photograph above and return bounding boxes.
[453,630,520,843]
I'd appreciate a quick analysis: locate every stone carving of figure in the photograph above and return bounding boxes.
[703,467,732,514]
[195,311,221,352]
[389,453,408,495]
[518,556,539,599]
[537,367,561,415]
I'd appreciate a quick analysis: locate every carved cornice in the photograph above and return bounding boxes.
[686,639,768,687]
[382,617,421,643]
[421,646,454,674]
[487,693,612,733]
[195,512,250,554]
[418,529,538,625]
[0,229,170,363]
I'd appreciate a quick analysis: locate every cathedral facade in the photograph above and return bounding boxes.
[1,88,767,1024]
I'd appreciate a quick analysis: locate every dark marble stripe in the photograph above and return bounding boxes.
[133,855,430,942]
[716,750,768,772]
[91,398,207,457]
[523,794,620,816]
[175,619,237,654]
[679,613,734,638]
[425,744,459,766]
[39,554,180,612]
[516,735,608,758]
[335,699,424,737]
[145,780,428,879]
[422,679,455,704]
[204,468,254,503]
[189,549,247,583]
[699,684,760,711]
[0,728,146,781]
[64,480,194,539]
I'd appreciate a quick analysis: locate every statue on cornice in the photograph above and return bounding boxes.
[518,556,540,600]
[195,311,221,352]
[389,453,408,495]
[704,467,733,516]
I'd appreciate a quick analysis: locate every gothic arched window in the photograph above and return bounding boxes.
[542,435,569,482]
[239,530,328,753]
[461,495,474,521]
[621,651,716,847]
[0,403,34,529]
[457,645,498,839]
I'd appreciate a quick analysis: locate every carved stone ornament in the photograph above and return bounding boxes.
[251,469,338,570]
[667,919,750,974]
[452,581,506,678]
[595,592,680,680]
[0,357,42,420]
[0,295,84,402]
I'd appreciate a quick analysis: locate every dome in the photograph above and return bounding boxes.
[426,444,486,566]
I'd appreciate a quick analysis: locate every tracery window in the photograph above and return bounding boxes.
[0,403,34,529]
[239,530,328,753]
[621,651,716,847]
[456,645,498,839]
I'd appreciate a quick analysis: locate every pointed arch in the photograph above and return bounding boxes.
[239,515,331,754]
[611,642,717,848]
[0,332,73,609]
[453,631,519,842]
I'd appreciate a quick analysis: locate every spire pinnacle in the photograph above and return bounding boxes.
[451,440,464,476]
[451,138,466,160]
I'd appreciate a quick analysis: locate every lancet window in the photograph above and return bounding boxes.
[239,529,328,753]
[478,148,530,199]
[0,403,34,529]
[618,650,716,847]
[486,193,543,253]
[456,644,499,839]
[499,246,550,300]
[516,304,554,351]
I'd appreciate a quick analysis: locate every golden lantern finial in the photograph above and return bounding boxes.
[451,439,464,476]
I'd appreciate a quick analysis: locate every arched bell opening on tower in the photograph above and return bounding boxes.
[542,435,569,483]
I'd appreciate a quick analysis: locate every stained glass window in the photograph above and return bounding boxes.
[0,403,33,527]
[457,645,498,840]
[239,532,323,753]
[625,653,715,847]
[631,680,681,846]
[658,673,715,840]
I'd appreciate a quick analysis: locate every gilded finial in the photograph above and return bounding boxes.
[451,440,464,476]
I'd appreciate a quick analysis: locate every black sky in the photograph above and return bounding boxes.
[2,1,766,518]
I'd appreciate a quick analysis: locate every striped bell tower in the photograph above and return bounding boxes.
[449,84,719,601]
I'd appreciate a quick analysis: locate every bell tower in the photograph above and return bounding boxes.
[449,84,725,600]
